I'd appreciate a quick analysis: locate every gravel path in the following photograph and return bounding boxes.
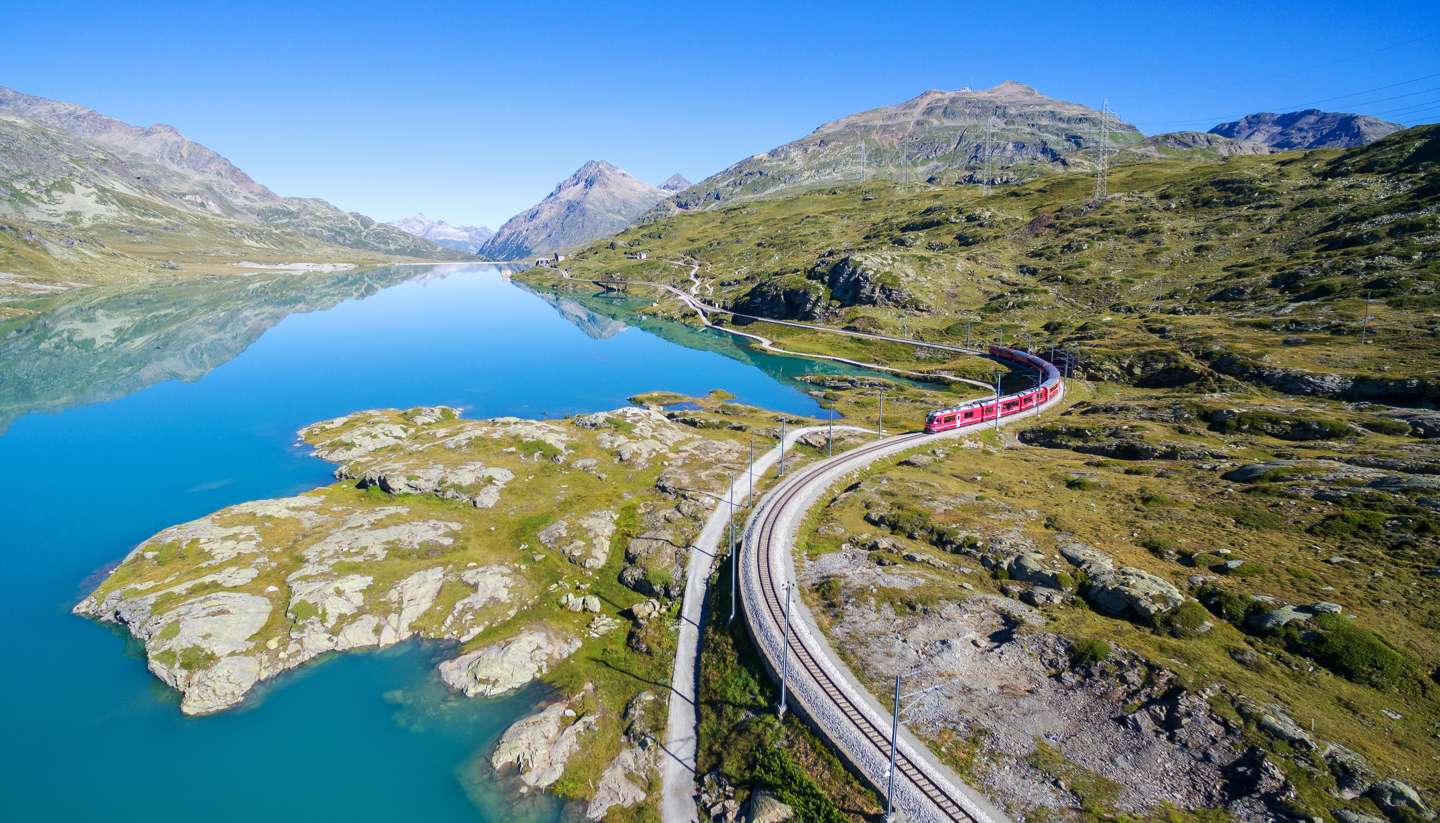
[661,424,867,823]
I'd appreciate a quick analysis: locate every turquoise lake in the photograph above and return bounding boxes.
[0,265,855,821]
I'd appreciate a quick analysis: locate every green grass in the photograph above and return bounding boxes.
[1069,637,1112,667]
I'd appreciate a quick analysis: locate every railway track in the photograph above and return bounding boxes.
[740,392,1062,823]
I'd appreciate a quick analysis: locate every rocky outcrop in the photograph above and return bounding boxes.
[808,589,1292,820]
[1019,424,1223,461]
[808,252,922,310]
[344,461,515,508]
[538,510,617,570]
[730,278,826,321]
[491,688,598,789]
[1206,353,1440,406]
[438,627,580,698]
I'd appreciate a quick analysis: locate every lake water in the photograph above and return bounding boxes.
[0,264,853,821]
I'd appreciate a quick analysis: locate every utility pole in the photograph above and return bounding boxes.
[729,479,737,625]
[748,437,754,499]
[886,675,901,823]
[778,582,793,718]
[877,390,885,436]
[779,418,787,476]
[994,372,1003,431]
[1092,98,1110,205]
[828,410,834,459]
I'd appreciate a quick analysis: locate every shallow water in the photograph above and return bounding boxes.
[0,265,853,821]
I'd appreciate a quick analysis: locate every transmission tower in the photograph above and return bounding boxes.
[1091,98,1110,205]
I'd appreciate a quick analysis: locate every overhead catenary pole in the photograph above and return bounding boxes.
[828,410,834,459]
[748,437,754,499]
[995,372,1003,431]
[778,582,793,718]
[729,479,737,624]
[886,675,901,822]
[779,418,787,476]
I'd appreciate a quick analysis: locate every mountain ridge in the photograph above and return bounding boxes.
[387,213,493,252]
[1210,108,1404,150]
[0,85,454,282]
[648,81,1144,220]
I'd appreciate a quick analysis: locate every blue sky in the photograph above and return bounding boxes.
[4,1,1437,228]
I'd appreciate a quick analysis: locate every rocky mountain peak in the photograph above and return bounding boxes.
[660,173,692,192]
[1209,109,1404,150]
[655,81,1139,218]
[481,161,667,260]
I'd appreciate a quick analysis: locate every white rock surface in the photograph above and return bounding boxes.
[438,627,580,697]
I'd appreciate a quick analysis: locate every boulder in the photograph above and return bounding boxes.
[744,790,796,823]
[1083,566,1184,620]
[1369,778,1435,821]
[1334,811,1387,823]
[438,627,580,698]
[1257,706,1315,751]
[1058,541,1115,573]
[491,693,598,789]
[1246,605,1312,633]
[1006,552,1064,589]
[1323,744,1376,800]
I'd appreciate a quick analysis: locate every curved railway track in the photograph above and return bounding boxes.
[741,392,1062,823]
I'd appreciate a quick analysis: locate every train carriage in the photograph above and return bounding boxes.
[923,345,1063,433]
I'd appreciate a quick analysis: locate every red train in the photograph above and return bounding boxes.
[923,345,1063,433]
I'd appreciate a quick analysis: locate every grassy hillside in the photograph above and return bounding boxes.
[520,126,1440,821]
[541,125,1439,398]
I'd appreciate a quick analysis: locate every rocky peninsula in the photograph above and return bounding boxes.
[77,400,763,817]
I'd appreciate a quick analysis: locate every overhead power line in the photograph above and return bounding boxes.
[1144,69,1440,129]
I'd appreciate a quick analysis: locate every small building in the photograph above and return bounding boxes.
[626,251,649,260]
[553,254,567,263]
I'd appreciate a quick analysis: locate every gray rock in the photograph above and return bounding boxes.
[1333,811,1386,823]
[1059,540,1115,573]
[1222,462,1298,483]
[1323,744,1376,800]
[1258,706,1315,751]
[1369,778,1435,821]
[1006,552,1064,589]
[585,743,657,819]
[491,692,598,789]
[744,789,795,823]
[438,627,580,697]
[1083,566,1184,620]
[1247,606,1311,632]
[1020,586,1068,608]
